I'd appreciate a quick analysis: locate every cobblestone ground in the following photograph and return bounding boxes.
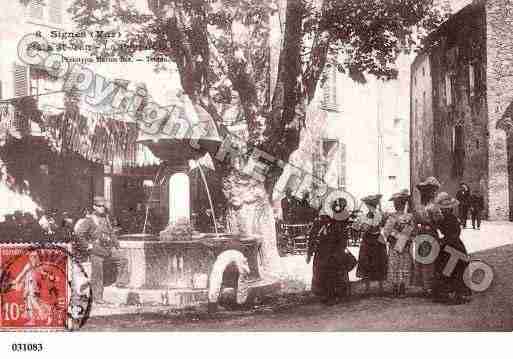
[84,222,513,331]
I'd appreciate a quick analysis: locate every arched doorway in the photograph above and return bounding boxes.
[168,172,190,224]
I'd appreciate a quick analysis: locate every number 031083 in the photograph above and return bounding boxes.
[11,343,43,352]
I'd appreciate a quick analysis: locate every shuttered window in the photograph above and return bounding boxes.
[469,63,475,97]
[13,64,29,98]
[339,142,346,188]
[321,65,338,112]
[48,0,63,24]
[452,125,465,177]
[28,0,44,20]
[445,73,452,106]
[148,0,162,12]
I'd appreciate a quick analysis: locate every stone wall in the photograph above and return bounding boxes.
[411,3,499,217]
[429,4,488,207]
[410,52,434,205]
[485,0,513,220]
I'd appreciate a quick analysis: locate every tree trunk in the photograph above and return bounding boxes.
[223,172,282,278]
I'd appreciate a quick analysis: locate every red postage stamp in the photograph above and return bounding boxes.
[0,245,69,330]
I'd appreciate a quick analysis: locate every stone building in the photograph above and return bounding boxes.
[411,0,513,220]
[0,0,104,213]
[0,0,161,218]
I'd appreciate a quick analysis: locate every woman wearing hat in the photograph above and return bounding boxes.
[306,197,353,305]
[384,190,415,297]
[356,194,388,295]
[433,192,472,304]
[413,177,443,297]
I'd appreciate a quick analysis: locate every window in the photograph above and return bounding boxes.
[13,63,28,98]
[28,0,44,20]
[321,65,338,111]
[469,63,475,98]
[48,0,63,24]
[148,0,163,12]
[445,73,452,106]
[339,142,346,188]
[452,125,465,177]
[27,0,63,24]
[439,80,446,107]
[422,91,426,121]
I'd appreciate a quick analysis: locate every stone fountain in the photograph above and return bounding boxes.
[102,99,279,310]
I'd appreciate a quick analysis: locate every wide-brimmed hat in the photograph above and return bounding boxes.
[361,194,383,207]
[328,191,355,221]
[434,192,459,209]
[416,176,441,190]
[389,189,410,201]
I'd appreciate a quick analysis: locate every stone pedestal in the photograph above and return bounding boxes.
[117,237,214,290]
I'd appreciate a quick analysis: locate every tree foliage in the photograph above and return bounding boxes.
[67,0,448,192]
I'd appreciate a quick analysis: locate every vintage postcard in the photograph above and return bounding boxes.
[0,0,511,352]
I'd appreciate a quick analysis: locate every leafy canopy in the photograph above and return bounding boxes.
[66,0,447,161]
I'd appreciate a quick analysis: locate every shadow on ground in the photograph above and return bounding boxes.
[84,244,513,331]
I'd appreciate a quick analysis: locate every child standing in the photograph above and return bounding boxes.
[384,190,415,298]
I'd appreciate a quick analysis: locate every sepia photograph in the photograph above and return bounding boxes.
[0,0,512,350]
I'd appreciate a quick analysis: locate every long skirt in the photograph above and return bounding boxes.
[412,232,438,290]
[434,239,472,298]
[356,234,387,281]
[388,247,413,285]
[311,252,350,299]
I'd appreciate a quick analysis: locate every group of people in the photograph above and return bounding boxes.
[456,183,484,230]
[281,189,317,224]
[0,203,136,304]
[0,205,163,243]
[306,176,472,306]
[0,209,75,242]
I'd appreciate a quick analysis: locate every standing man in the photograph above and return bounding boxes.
[470,189,484,230]
[455,183,471,228]
[74,202,130,304]
[281,189,299,224]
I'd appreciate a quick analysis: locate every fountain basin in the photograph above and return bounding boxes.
[103,233,279,309]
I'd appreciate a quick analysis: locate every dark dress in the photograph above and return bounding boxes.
[356,209,387,281]
[307,215,350,300]
[434,213,472,299]
[412,203,442,289]
[456,189,471,226]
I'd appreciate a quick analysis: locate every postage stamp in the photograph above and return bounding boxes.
[0,244,70,330]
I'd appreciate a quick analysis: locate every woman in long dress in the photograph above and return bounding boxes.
[384,190,415,297]
[413,176,443,297]
[307,198,352,305]
[433,192,472,304]
[356,194,387,295]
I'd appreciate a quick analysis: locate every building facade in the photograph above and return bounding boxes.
[411,0,513,220]
[0,0,106,214]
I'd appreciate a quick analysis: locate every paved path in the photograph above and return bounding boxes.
[84,221,513,331]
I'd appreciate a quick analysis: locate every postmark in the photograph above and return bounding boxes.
[0,243,92,331]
